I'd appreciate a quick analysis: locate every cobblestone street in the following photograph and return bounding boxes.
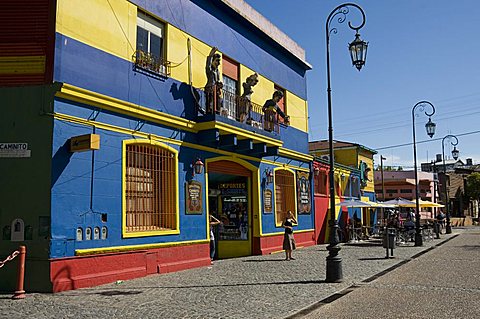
[1,229,471,319]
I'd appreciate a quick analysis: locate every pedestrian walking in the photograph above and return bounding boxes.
[209,213,221,263]
[436,210,446,234]
[282,210,297,261]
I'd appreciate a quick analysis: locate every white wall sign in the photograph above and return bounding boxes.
[0,143,31,158]
[11,218,25,242]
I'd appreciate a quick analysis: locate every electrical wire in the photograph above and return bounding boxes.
[373,129,480,151]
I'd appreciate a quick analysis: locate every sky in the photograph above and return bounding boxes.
[244,0,480,169]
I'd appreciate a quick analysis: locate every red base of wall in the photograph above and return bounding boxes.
[50,243,211,292]
[254,231,316,255]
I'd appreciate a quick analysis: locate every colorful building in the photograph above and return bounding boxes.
[312,159,361,243]
[0,0,313,292]
[310,140,377,240]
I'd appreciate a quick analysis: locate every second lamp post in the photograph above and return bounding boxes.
[411,101,436,246]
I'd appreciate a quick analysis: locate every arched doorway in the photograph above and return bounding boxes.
[207,159,254,259]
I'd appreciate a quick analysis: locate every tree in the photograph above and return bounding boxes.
[465,172,480,200]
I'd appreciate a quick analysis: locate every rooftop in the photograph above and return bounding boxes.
[309,140,378,155]
[221,0,311,68]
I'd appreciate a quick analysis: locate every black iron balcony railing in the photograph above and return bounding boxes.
[199,85,289,134]
[132,50,171,78]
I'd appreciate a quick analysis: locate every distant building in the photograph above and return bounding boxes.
[373,170,437,202]
[421,155,479,220]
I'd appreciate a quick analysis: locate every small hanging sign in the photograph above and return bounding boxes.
[263,189,272,213]
[186,181,203,214]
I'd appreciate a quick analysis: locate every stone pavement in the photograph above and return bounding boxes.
[301,226,480,319]
[0,229,467,319]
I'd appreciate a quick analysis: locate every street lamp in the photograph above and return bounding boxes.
[441,134,459,234]
[380,155,386,222]
[412,101,436,246]
[325,3,367,283]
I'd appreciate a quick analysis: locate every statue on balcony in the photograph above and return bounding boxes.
[262,90,289,132]
[239,73,259,123]
[205,47,223,114]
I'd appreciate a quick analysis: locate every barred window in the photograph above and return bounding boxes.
[275,169,296,226]
[314,170,327,195]
[125,142,178,235]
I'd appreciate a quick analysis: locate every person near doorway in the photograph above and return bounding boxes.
[209,213,221,263]
[282,210,297,261]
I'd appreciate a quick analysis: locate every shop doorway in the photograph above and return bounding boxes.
[207,160,252,259]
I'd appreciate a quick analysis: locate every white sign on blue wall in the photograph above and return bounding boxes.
[0,143,31,158]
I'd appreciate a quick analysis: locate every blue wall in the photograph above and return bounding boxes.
[54,34,309,153]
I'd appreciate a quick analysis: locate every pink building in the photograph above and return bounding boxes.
[374,170,438,203]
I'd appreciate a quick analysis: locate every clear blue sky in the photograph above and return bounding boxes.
[244,0,480,169]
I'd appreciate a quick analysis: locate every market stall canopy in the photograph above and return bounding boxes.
[401,199,444,208]
[336,199,377,208]
[383,197,416,207]
[366,200,395,208]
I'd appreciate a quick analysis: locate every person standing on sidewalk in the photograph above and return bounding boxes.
[282,210,297,261]
[209,213,221,263]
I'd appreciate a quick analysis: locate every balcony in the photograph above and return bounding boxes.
[132,50,171,79]
[195,85,287,156]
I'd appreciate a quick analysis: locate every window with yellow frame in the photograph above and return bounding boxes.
[124,141,179,236]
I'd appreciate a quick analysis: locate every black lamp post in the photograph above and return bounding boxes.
[325,3,368,283]
[380,155,386,221]
[412,101,436,246]
[441,134,459,234]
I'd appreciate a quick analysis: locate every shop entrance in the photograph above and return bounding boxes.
[207,160,252,259]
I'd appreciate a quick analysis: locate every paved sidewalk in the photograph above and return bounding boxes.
[0,230,463,319]
[302,227,480,319]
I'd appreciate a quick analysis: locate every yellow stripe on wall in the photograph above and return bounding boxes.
[0,56,45,74]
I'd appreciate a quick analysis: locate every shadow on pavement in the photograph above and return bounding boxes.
[242,258,285,262]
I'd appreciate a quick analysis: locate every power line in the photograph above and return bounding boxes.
[374,129,480,151]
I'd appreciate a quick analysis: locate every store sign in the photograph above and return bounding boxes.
[70,134,100,152]
[297,171,311,214]
[0,143,31,158]
[264,189,272,213]
[186,181,202,214]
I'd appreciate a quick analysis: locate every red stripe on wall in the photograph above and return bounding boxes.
[0,0,55,85]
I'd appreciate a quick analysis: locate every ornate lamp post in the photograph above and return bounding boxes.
[325,3,368,283]
[412,101,436,246]
[380,155,386,221]
[441,134,459,234]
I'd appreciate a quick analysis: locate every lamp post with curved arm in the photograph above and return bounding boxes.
[412,101,437,246]
[441,134,459,234]
[325,3,368,283]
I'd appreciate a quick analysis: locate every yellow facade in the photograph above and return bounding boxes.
[285,91,308,132]
[333,148,357,168]
[311,146,376,193]
[56,0,136,60]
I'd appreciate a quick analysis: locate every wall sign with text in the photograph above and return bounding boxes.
[186,181,203,214]
[263,189,272,213]
[297,171,311,214]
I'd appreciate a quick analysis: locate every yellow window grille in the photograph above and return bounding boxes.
[125,143,176,233]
